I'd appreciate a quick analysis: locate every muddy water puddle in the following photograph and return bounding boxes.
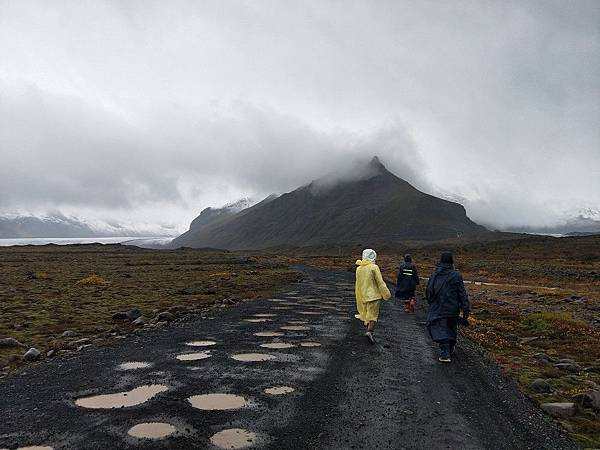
[128,422,177,439]
[245,318,272,323]
[231,353,276,362]
[300,342,321,347]
[287,321,308,325]
[188,393,249,410]
[176,351,211,361]
[118,362,152,370]
[260,342,295,349]
[253,331,284,337]
[264,386,295,395]
[280,325,310,331]
[75,384,168,409]
[253,313,276,317]
[298,311,323,315]
[185,340,216,347]
[210,428,257,449]
[271,306,292,310]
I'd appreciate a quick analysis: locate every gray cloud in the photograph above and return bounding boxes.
[0,0,598,233]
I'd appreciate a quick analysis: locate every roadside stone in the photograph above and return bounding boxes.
[46,350,56,358]
[529,379,551,393]
[111,312,128,321]
[156,311,175,322]
[555,362,580,373]
[73,338,91,346]
[125,309,142,321]
[520,336,540,345]
[168,305,190,314]
[155,321,168,328]
[77,344,92,351]
[0,337,25,348]
[132,316,148,326]
[572,393,593,409]
[590,390,600,411]
[541,402,577,418]
[61,330,77,338]
[23,347,41,361]
[558,358,576,364]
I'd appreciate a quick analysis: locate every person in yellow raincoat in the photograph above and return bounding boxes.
[355,248,391,344]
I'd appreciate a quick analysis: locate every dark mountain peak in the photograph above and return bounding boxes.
[368,155,385,171]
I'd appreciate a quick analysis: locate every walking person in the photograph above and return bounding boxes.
[426,252,470,363]
[355,248,391,344]
[395,254,419,313]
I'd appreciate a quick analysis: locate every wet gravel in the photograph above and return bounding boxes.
[0,266,577,449]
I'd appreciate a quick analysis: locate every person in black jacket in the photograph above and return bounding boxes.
[395,254,419,313]
[426,252,470,363]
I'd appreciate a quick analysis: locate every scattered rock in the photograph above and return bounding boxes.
[112,312,128,321]
[73,338,91,346]
[156,311,175,322]
[168,305,190,314]
[132,316,148,326]
[520,336,540,345]
[155,321,168,328]
[178,288,196,295]
[590,390,600,411]
[555,363,580,373]
[0,338,25,348]
[23,347,41,361]
[529,379,551,393]
[572,393,593,409]
[558,358,576,364]
[77,344,92,351]
[46,350,56,358]
[541,402,577,418]
[61,330,77,338]
[126,309,142,321]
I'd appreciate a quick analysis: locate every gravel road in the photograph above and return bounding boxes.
[0,266,577,449]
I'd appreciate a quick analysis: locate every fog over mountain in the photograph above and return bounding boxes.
[1,1,598,235]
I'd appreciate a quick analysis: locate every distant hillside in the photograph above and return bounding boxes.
[171,157,488,250]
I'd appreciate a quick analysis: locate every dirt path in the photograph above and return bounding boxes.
[0,267,576,450]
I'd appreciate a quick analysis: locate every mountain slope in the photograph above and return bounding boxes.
[171,157,487,250]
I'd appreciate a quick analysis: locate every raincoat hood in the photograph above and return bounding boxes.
[356,248,377,265]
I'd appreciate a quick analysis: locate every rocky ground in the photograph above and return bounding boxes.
[0,266,577,450]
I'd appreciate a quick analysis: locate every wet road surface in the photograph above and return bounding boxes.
[0,267,576,449]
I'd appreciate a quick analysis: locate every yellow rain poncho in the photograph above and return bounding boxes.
[355,249,391,324]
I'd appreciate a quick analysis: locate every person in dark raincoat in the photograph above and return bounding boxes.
[395,254,419,313]
[426,252,470,363]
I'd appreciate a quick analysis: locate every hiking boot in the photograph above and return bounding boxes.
[438,355,451,363]
[365,331,376,345]
[439,343,451,362]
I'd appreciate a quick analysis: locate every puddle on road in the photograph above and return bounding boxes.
[210,428,257,449]
[188,393,249,410]
[300,342,321,347]
[176,351,212,361]
[128,422,177,439]
[75,384,168,409]
[253,313,276,317]
[264,386,295,395]
[231,353,276,362]
[267,299,286,302]
[260,342,294,349]
[245,318,271,323]
[186,340,217,347]
[298,311,323,315]
[280,303,299,306]
[10,447,53,450]
[280,326,310,331]
[118,362,152,370]
[254,331,284,337]
[287,321,308,325]
[272,306,292,310]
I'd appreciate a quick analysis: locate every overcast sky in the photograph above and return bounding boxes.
[1,0,599,233]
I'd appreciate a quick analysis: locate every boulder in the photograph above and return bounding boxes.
[555,363,580,373]
[23,347,41,361]
[0,338,25,348]
[529,379,551,393]
[61,330,77,338]
[132,316,148,326]
[156,311,175,322]
[125,309,142,321]
[520,336,540,345]
[541,402,576,418]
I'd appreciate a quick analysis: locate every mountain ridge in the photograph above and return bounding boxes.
[171,156,488,250]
